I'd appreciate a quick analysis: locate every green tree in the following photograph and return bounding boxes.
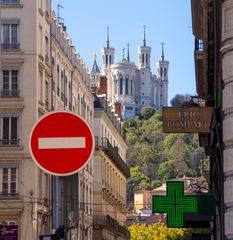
[128,223,192,240]
[140,106,156,119]
[125,110,205,203]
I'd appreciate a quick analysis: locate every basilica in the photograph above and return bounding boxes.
[90,27,169,120]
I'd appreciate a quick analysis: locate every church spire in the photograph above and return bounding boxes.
[161,42,165,61]
[106,26,110,48]
[127,43,130,62]
[143,25,146,47]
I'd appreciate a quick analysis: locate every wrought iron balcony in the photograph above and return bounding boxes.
[93,215,130,239]
[1,90,20,98]
[95,137,130,178]
[0,139,20,146]
[1,43,20,51]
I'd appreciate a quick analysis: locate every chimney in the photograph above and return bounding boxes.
[91,84,97,94]
[98,76,107,95]
[115,102,122,119]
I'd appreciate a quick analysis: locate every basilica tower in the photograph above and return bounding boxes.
[138,25,151,69]
[101,27,115,75]
[137,26,152,108]
[156,43,169,107]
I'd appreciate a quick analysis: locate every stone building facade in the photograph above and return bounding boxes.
[0,1,129,240]
[191,0,233,239]
[92,95,130,240]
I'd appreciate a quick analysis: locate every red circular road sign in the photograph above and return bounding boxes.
[29,111,95,176]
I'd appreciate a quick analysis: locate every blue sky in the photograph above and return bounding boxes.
[52,0,196,104]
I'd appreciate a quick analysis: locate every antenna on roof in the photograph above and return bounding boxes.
[57,4,64,23]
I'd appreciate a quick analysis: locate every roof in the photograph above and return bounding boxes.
[91,60,100,74]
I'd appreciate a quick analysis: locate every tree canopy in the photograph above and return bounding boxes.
[129,223,192,240]
[125,109,204,204]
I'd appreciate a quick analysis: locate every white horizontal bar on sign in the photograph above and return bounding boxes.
[38,137,86,149]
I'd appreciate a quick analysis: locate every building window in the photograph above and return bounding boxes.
[45,0,49,17]
[2,70,19,98]
[0,0,19,4]
[105,55,108,65]
[142,101,144,105]
[64,76,67,106]
[0,116,19,146]
[125,78,129,95]
[61,71,64,101]
[146,54,148,64]
[142,82,144,85]
[160,67,163,77]
[0,219,17,225]
[131,80,133,95]
[57,65,60,96]
[45,36,49,62]
[0,163,18,197]
[45,81,49,109]
[142,54,144,64]
[1,21,19,50]
[164,68,167,77]
[125,106,133,110]
[69,82,72,110]
[109,55,112,65]
[120,77,123,95]
[39,26,42,55]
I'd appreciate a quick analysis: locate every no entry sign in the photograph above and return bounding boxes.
[29,111,95,176]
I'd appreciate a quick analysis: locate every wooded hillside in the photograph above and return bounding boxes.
[125,107,205,204]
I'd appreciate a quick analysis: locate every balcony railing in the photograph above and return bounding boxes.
[1,90,20,98]
[93,215,130,238]
[95,137,130,177]
[0,139,20,146]
[1,43,20,51]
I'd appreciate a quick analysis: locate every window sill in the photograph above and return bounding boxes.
[0,146,23,150]
[0,3,23,8]
[0,194,19,199]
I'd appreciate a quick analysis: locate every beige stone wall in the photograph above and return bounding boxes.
[222,1,233,238]
[0,1,95,240]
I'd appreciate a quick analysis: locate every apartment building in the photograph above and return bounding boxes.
[50,11,95,240]
[191,0,233,239]
[0,0,52,239]
[92,95,130,240]
[0,1,95,239]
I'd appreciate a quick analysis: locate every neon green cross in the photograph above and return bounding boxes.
[152,181,197,228]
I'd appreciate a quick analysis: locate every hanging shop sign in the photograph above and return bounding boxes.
[0,225,18,240]
[163,107,213,133]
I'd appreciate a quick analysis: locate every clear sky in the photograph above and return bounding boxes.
[52,0,196,104]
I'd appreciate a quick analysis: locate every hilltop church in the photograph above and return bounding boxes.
[90,27,169,120]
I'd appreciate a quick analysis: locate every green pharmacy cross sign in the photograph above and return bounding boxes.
[152,181,197,228]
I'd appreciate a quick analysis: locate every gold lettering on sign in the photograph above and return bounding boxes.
[162,107,213,133]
